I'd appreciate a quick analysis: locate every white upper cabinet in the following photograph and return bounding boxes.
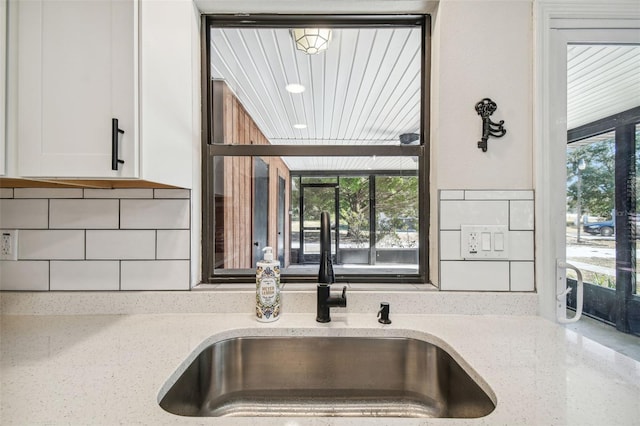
[17,0,136,178]
[11,0,198,187]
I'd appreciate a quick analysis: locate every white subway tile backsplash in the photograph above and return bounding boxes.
[157,230,190,260]
[154,189,190,199]
[438,190,535,292]
[86,230,155,260]
[0,188,14,198]
[50,200,119,229]
[509,231,534,260]
[50,261,119,291]
[0,187,194,292]
[440,190,464,200]
[0,199,48,228]
[510,261,535,291]
[440,200,509,230]
[0,261,49,290]
[19,230,85,260]
[121,260,190,290]
[464,190,534,200]
[440,261,510,291]
[120,199,189,229]
[14,188,83,199]
[83,188,153,199]
[440,231,462,260]
[510,200,535,230]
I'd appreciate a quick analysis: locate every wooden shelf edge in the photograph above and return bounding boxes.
[0,177,184,189]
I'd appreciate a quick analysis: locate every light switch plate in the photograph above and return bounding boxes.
[460,225,508,260]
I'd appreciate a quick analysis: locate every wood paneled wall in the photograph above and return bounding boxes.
[216,81,290,269]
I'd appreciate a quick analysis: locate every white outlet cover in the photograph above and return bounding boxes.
[460,225,509,260]
[0,230,19,261]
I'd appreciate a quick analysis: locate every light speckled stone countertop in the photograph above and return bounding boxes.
[1,312,639,425]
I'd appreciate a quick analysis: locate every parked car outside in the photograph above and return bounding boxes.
[583,214,640,237]
[583,220,614,236]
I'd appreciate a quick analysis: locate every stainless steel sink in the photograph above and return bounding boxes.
[159,336,495,418]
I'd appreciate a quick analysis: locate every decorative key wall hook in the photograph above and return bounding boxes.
[475,98,506,152]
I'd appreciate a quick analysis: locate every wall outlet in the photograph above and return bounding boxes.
[0,230,19,261]
[460,225,508,260]
[468,231,479,253]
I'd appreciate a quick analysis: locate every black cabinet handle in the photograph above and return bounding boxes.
[112,118,125,170]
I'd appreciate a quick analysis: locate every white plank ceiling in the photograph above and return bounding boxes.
[567,44,640,130]
[211,26,422,148]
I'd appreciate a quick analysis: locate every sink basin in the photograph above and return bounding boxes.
[159,336,495,418]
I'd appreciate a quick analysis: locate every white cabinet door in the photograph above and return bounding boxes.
[17,0,136,177]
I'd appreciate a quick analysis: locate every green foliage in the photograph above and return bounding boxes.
[290,177,300,220]
[375,176,419,247]
[302,186,335,222]
[567,140,615,218]
[339,177,370,246]
[375,176,419,221]
[567,131,640,219]
[336,175,419,247]
[291,174,419,248]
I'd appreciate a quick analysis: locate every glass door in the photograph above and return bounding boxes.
[565,121,640,336]
[562,42,640,336]
[300,184,338,263]
[253,157,270,264]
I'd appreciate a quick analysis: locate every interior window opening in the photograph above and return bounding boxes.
[202,15,429,284]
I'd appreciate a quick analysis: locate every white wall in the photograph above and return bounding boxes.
[432,0,533,190]
[430,1,534,284]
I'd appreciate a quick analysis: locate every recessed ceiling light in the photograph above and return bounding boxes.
[293,123,307,129]
[286,83,305,94]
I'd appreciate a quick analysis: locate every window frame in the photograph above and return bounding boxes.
[201,14,431,284]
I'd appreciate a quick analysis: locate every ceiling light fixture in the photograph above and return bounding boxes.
[293,123,307,129]
[285,83,305,94]
[291,28,332,55]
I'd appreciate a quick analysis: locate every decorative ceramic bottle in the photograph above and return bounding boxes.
[256,247,281,322]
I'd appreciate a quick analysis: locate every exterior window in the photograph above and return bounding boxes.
[202,15,430,283]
